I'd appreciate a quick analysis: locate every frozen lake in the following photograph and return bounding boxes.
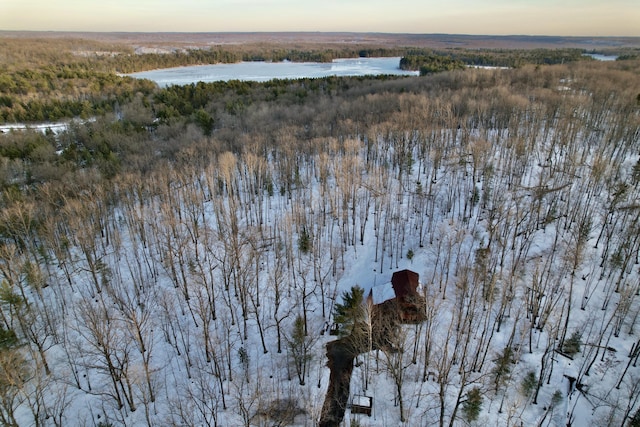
[127,57,419,86]
[584,53,618,61]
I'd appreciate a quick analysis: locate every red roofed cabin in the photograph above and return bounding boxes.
[391,269,419,301]
[390,269,425,323]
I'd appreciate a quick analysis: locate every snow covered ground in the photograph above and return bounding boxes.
[0,117,94,135]
[0,121,70,134]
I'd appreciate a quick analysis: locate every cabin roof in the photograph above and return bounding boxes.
[391,269,420,299]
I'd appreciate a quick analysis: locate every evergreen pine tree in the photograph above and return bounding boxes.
[462,387,483,422]
[562,331,582,356]
[520,370,538,399]
[286,315,315,385]
[298,227,311,254]
[333,285,366,338]
[492,346,514,393]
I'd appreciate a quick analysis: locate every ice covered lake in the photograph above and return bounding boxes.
[127,57,419,86]
[584,53,618,61]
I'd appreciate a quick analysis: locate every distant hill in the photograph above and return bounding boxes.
[2,30,639,51]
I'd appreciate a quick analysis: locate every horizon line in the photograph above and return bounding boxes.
[2,30,639,39]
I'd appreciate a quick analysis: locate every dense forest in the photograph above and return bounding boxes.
[1,36,628,123]
[1,36,640,426]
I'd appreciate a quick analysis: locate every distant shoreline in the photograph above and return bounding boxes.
[2,30,639,50]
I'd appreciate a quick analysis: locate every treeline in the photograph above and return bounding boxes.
[400,54,466,74]
[445,47,591,67]
[399,48,592,71]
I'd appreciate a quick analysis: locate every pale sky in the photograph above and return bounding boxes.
[2,0,638,36]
